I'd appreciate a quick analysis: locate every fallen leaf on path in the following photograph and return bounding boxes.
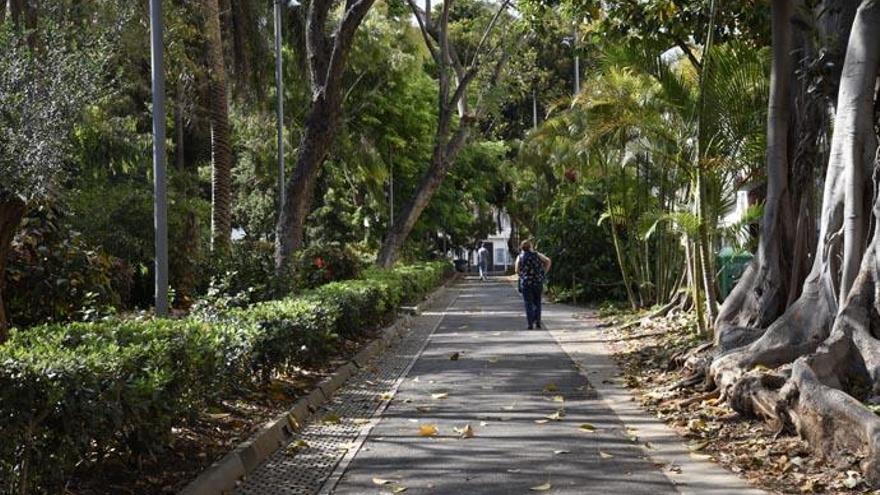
[431,393,449,400]
[579,423,596,433]
[454,423,475,438]
[552,395,565,403]
[488,357,499,363]
[415,406,432,413]
[353,418,370,425]
[392,486,408,493]
[449,352,460,361]
[544,410,565,421]
[506,469,521,473]
[372,478,394,485]
[543,384,558,393]
[553,450,570,455]
[599,451,614,459]
[419,424,439,437]
[322,413,341,424]
[530,482,552,491]
[534,419,549,424]
[286,439,310,454]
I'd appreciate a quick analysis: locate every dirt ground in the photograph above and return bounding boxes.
[598,309,876,495]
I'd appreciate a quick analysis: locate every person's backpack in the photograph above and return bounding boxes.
[519,251,545,287]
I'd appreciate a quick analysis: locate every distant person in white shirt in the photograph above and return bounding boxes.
[477,244,489,281]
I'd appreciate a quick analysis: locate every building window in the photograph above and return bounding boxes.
[494,248,506,266]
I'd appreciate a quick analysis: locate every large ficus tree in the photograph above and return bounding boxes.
[274,0,378,273]
[0,26,100,338]
[667,0,880,486]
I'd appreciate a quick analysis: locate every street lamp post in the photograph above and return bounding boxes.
[275,0,285,214]
[149,0,168,317]
[275,0,300,218]
[573,24,580,95]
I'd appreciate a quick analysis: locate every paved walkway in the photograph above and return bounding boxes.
[237,278,765,495]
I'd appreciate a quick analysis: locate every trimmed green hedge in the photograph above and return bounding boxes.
[0,261,452,492]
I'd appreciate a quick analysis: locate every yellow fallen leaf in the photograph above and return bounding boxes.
[543,384,558,393]
[322,413,341,424]
[372,477,393,485]
[419,424,439,437]
[579,423,596,432]
[552,395,565,403]
[392,487,408,493]
[599,451,614,459]
[530,482,552,491]
[353,418,370,425]
[431,392,449,400]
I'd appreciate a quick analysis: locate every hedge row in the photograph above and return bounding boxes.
[0,261,452,493]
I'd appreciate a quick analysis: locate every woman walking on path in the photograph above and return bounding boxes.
[515,240,551,329]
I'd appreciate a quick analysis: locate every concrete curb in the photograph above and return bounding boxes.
[179,274,458,495]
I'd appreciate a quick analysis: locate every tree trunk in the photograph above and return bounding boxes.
[376,123,471,268]
[273,0,377,274]
[714,0,796,349]
[0,197,26,341]
[174,96,200,306]
[202,0,233,253]
[708,2,880,470]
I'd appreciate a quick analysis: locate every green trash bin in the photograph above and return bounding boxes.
[717,247,753,299]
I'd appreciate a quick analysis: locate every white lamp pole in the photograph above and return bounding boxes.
[149,0,168,317]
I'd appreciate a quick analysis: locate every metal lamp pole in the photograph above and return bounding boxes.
[573,24,580,95]
[275,0,285,214]
[149,0,168,317]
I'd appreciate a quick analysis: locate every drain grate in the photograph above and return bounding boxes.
[234,289,458,495]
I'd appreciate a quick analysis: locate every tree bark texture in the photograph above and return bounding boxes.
[274,0,377,273]
[202,0,234,253]
[0,197,26,341]
[701,0,880,483]
[714,0,796,350]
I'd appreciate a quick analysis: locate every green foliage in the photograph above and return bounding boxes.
[536,193,622,302]
[0,261,452,491]
[5,203,128,327]
[292,243,364,290]
[199,240,293,308]
[0,23,104,201]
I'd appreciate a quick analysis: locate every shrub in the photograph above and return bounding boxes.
[199,240,294,308]
[0,261,452,492]
[5,203,128,327]
[292,243,363,290]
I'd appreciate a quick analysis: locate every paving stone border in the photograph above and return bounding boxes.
[179,275,459,495]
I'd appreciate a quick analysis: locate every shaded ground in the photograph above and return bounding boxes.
[329,279,677,494]
[603,310,874,494]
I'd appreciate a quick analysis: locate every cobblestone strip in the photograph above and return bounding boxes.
[234,287,459,495]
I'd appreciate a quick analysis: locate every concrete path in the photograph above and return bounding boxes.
[239,277,766,495]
